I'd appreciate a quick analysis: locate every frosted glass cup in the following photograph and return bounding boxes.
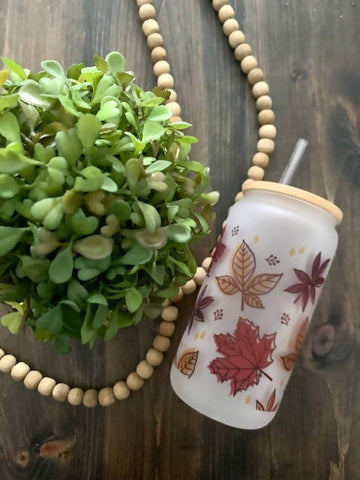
[171,181,343,429]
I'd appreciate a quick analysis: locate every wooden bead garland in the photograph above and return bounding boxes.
[228,30,245,48]
[223,18,239,36]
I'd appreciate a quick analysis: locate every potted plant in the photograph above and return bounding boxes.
[0,52,218,354]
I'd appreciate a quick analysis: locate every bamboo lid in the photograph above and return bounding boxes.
[242,181,343,225]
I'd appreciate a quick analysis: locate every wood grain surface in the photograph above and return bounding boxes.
[0,1,359,479]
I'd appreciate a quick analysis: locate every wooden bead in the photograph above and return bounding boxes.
[83,389,98,408]
[126,372,144,391]
[171,287,183,302]
[248,165,265,181]
[136,360,154,379]
[170,115,182,123]
[234,43,252,61]
[153,60,170,76]
[24,370,43,390]
[153,335,171,352]
[151,46,166,62]
[37,377,56,396]
[242,178,255,190]
[257,138,275,154]
[98,387,116,407]
[194,266,207,286]
[166,101,181,116]
[258,109,275,125]
[182,279,197,294]
[241,55,258,74]
[212,0,228,11]
[235,191,244,201]
[256,95,272,110]
[0,349,5,360]
[252,152,269,167]
[167,89,177,102]
[146,348,164,366]
[142,19,159,37]
[161,305,179,322]
[202,256,212,271]
[223,19,239,36]
[158,321,176,337]
[137,0,153,5]
[0,354,17,373]
[113,381,130,400]
[228,30,245,48]
[259,124,277,139]
[218,5,235,22]
[252,81,270,98]
[147,33,163,49]
[11,362,30,382]
[247,68,264,85]
[68,387,84,406]
[157,73,174,89]
[139,4,156,21]
[52,383,70,402]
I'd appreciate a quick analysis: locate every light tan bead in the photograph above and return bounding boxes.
[11,362,30,382]
[98,387,116,407]
[257,138,275,154]
[139,4,156,21]
[212,0,228,11]
[241,55,258,74]
[252,81,270,98]
[142,19,159,37]
[235,191,244,201]
[153,335,171,352]
[252,152,269,167]
[161,305,179,322]
[137,0,154,5]
[242,178,255,190]
[223,18,239,36]
[256,95,272,110]
[218,4,235,22]
[83,389,98,408]
[259,124,277,139]
[151,46,166,62]
[182,279,197,294]
[37,377,56,396]
[147,33,163,49]
[24,370,43,390]
[0,355,17,373]
[194,267,207,286]
[202,256,212,271]
[170,116,182,123]
[247,68,264,85]
[136,360,154,379]
[171,287,183,302]
[52,383,70,402]
[158,321,176,337]
[157,73,174,89]
[166,101,181,116]
[68,387,84,406]
[228,30,245,48]
[153,60,170,76]
[234,43,252,61]
[0,349,5,360]
[247,165,265,181]
[113,381,130,400]
[146,348,164,366]
[126,372,144,391]
[258,109,275,125]
[167,89,177,102]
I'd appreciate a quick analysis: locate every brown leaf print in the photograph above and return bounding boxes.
[256,388,279,412]
[280,318,309,371]
[177,348,199,378]
[280,353,297,371]
[188,284,214,334]
[216,240,283,310]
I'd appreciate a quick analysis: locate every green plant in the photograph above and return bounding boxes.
[0,52,218,353]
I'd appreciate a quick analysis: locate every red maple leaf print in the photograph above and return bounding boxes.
[208,318,276,395]
[188,285,214,334]
[207,225,227,275]
[284,253,330,311]
[256,388,279,412]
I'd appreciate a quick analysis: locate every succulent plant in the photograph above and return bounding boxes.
[0,52,218,353]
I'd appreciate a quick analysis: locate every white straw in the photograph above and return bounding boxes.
[279,138,309,185]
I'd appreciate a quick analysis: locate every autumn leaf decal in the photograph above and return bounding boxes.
[187,284,214,334]
[280,318,309,371]
[207,225,227,275]
[208,318,276,395]
[256,388,279,412]
[216,240,283,310]
[284,252,330,311]
[176,348,199,378]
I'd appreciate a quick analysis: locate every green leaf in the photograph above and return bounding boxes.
[93,304,109,328]
[145,160,172,173]
[101,176,118,192]
[59,95,80,116]
[125,158,141,189]
[125,287,142,313]
[70,209,99,235]
[37,304,63,335]
[1,57,27,80]
[134,228,167,249]
[19,256,50,282]
[137,201,161,233]
[74,166,104,192]
[20,81,51,108]
[67,279,88,306]
[0,174,20,198]
[166,223,192,243]
[147,105,172,122]
[0,112,21,144]
[153,284,179,298]
[0,226,27,256]
[169,121,192,130]
[93,54,108,73]
[67,63,84,80]
[0,94,19,112]
[49,243,74,284]
[108,200,131,224]
[1,311,23,334]
[0,146,35,174]
[41,59,65,78]
[143,302,163,319]
[120,244,153,265]
[176,135,198,144]
[87,293,108,306]
[106,51,125,75]
[55,128,83,165]
[96,98,122,121]
[142,120,164,143]
[74,235,113,260]
[77,114,101,149]
[53,336,71,354]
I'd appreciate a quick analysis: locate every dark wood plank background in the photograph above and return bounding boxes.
[0,1,359,478]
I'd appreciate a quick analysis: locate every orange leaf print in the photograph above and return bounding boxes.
[177,348,199,378]
[280,353,297,371]
[280,318,309,371]
[216,240,283,310]
[256,388,279,412]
